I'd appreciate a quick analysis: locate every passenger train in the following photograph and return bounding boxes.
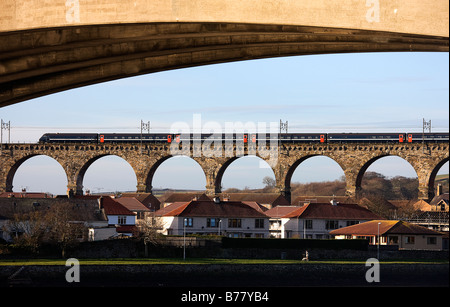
[39,132,449,144]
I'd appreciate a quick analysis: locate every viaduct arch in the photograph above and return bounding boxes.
[1,142,448,202]
[0,0,448,107]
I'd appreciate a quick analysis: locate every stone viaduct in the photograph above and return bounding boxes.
[0,0,448,107]
[0,1,448,202]
[0,140,448,202]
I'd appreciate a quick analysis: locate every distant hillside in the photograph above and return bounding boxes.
[435,174,449,193]
[435,174,448,182]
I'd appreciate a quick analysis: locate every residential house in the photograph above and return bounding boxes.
[155,199,270,238]
[264,205,300,238]
[121,192,161,211]
[390,193,449,232]
[0,192,53,198]
[0,197,113,242]
[115,196,151,222]
[291,195,355,206]
[100,196,137,237]
[162,192,211,207]
[429,192,449,212]
[265,200,382,239]
[330,220,444,250]
[219,193,290,209]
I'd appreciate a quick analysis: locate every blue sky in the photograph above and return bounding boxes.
[1,52,449,194]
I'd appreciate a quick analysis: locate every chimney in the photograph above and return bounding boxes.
[437,184,443,196]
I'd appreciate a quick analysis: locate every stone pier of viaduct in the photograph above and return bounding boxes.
[0,141,448,202]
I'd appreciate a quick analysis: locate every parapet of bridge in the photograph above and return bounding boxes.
[0,141,448,202]
[0,0,448,107]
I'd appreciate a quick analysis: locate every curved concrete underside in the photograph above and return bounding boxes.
[0,22,448,107]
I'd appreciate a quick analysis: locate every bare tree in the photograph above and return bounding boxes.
[5,211,47,254]
[137,213,164,257]
[262,176,276,188]
[44,205,86,258]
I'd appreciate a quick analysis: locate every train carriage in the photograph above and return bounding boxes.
[406,132,450,143]
[278,133,324,142]
[39,133,98,143]
[38,132,449,145]
[327,133,406,143]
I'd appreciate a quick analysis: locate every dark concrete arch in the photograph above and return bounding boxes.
[0,22,448,107]
[6,154,67,193]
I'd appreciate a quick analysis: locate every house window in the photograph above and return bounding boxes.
[255,219,265,229]
[305,220,313,229]
[228,219,242,228]
[427,237,437,245]
[207,218,219,228]
[405,236,415,244]
[184,218,193,227]
[388,236,398,244]
[346,220,359,227]
[117,216,127,225]
[326,220,339,230]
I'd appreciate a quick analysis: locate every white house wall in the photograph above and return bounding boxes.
[107,215,135,226]
[160,216,269,237]
[282,218,373,239]
[88,227,117,241]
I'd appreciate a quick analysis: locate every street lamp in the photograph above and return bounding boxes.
[377,222,381,260]
[218,219,222,236]
[183,218,187,260]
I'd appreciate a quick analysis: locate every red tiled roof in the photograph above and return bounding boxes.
[116,197,150,212]
[164,193,211,203]
[330,220,444,236]
[283,203,382,220]
[101,197,135,216]
[265,206,303,218]
[241,201,268,213]
[292,196,355,206]
[156,202,189,216]
[155,200,267,218]
[121,193,160,210]
[220,193,290,205]
[0,192,52,198]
